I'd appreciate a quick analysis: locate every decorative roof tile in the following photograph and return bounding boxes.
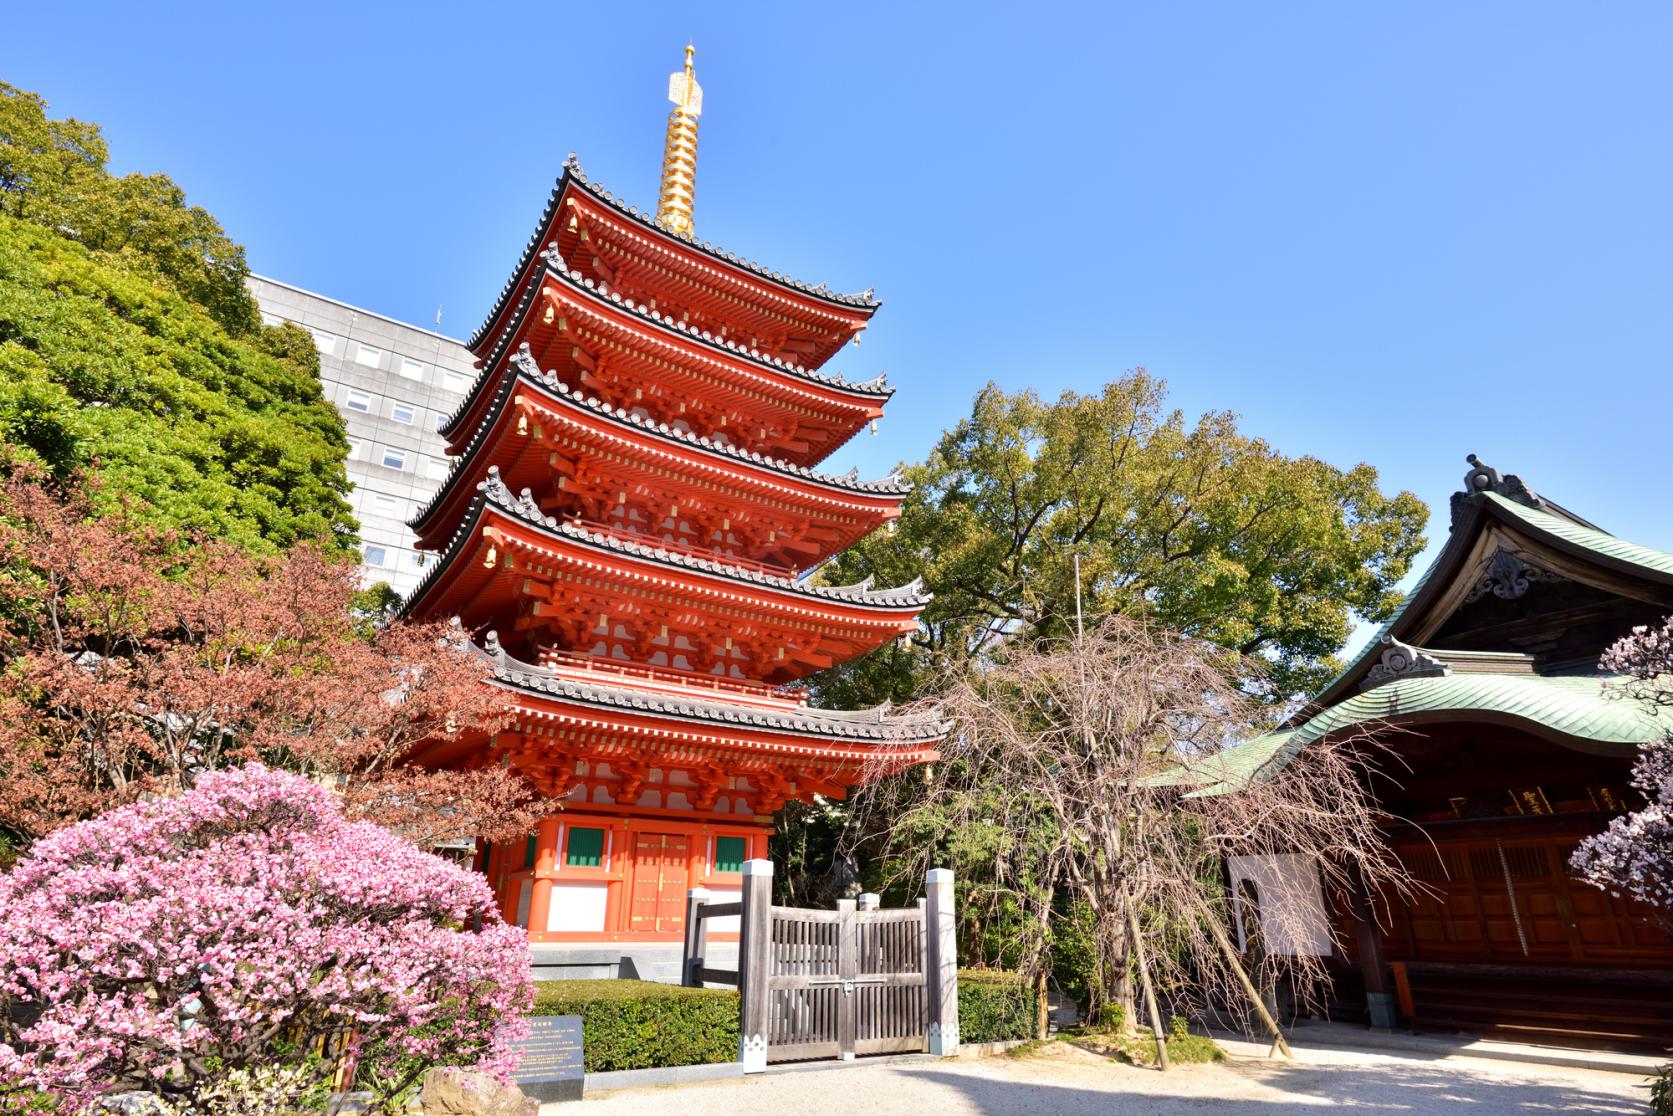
[402,474,932,615]
[466,158,879,352]
[409,346,908,533]
[477,639,947,745]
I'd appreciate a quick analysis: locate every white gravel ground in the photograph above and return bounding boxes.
[574,1039,1652,1115]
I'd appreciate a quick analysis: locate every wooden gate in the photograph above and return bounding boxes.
[682,862,959,1071]
[762,902,927,1061]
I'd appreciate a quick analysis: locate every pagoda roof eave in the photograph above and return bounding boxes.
[444,264,894,444]
[482,641,948,748]
[466,161,881,353]
[400,485,932,622]
[409,356,908,540]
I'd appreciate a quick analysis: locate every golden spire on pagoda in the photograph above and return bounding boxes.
[655,44,703,237]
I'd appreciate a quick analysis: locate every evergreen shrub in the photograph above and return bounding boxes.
[958,969,1041,1043]
[530,981,738,1072]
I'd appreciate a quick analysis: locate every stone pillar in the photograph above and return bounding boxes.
[925,868,959,1056]
[738,859,774,1072]
[858,892,880,911]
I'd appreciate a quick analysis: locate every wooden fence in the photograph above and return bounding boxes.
[681,861,959,1071]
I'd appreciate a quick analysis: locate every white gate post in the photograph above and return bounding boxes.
[738,859,774,1073]
[924,867,959,1056]
[682,887,711,987]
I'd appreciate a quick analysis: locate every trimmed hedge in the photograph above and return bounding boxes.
[531,971,1037,1069]
[959,969,1040,1044]
[530,980,738,1072]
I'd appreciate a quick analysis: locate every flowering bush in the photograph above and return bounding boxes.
[0,764,531,1114]
[1572,616,1673,917]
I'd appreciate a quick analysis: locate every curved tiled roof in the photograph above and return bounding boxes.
[445,260,893,442]
[467,157,879,352]
[402,472,931,616]
[1484,492,1673,580]
[478,639,947,746]
[1178,672,1661,797]
[411,348,907,534]
[1299,471,1673,718]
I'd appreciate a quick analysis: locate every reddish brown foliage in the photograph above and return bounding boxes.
[0,466,542,850]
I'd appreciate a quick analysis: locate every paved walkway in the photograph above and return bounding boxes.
[576,1039,1652,1115]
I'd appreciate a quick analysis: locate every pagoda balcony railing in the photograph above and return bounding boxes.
[539,648,808,709]
[567,516,799,580]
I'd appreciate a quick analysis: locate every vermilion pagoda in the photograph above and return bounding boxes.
[404,48,943,947]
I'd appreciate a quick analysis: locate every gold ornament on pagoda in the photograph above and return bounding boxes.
[656,45,702,236]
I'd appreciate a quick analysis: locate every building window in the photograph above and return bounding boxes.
[390,401,416,425]
[355,343,382,368]
[346,437,361,459]
[381,447,407,471]
[363,545,387,567]
[312,330,338,355]
[260,312,283,327]
[399,357,425,380]
[434,413,449,431]
[370,493,400,517]
[565,827,605,868]
[345,389,371,413]
[442,369,472,393]
[714,836,747,874]
[424,455,450,481]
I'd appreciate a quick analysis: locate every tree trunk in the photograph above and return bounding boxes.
[1035,885,1053,1039]
[1194,895,1292,1059]
[1125,894,1169,1070]
[1113,916,1136,1036]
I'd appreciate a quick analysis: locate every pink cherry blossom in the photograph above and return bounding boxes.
[0,764,531,1114]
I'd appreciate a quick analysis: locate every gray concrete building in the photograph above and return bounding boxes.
[247,276,476,597]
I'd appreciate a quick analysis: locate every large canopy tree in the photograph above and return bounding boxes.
[817,375,1428,706]
[0,82,256,335]
[0,82,355,553]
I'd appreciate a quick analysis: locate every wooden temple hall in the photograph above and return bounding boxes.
[400,47,944,969]
[1217,456,1673,1052]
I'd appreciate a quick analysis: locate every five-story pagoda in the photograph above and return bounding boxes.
[403,47,944,946]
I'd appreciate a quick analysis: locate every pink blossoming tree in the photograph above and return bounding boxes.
[0,764,531,1115]
[1571,615,1673,918]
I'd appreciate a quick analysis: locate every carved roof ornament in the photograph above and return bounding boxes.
[1451,453,1547,527]
[1361,634,1450,691]
[1465,547,1568,604]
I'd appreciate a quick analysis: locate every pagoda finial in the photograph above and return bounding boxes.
[655,44,702,237]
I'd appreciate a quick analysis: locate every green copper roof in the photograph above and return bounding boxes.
[1484,493,1673,579]
[1177,672,1663,797]
[1301,487,1673,717]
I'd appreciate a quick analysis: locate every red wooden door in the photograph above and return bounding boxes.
[629,833,691,933]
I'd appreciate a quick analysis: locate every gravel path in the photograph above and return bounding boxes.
[576,1040,1651,1115]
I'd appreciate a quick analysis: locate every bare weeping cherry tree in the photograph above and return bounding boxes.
[851,614,1414,1067]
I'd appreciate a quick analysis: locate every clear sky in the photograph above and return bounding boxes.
[6,1,1671,651]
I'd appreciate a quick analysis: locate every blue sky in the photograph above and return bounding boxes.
[6,1,1670,651]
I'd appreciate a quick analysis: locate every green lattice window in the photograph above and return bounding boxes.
[566,827,605,868]
[524,835,538,868]
[714,836,747,874]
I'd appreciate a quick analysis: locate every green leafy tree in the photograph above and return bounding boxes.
[818,374,1428,705]
[0,82,258,335]
[0,215,355,552]
[0,82,353,552]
